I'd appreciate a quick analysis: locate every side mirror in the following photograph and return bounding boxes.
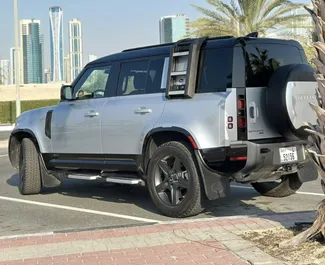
[60,85,73,101]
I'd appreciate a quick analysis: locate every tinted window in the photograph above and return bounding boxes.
[198,47,233,93]
[117,60,149,96]
[146,58,166,94]
[245,44,303,87]
[73,65,112,100]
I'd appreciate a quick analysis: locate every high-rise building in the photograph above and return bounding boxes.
[20,19,44,84]
[69,18,83,81]
[44,67,51,83]
[88,54,98,63]
[64,54,71,83]
[159,14,190,44]
[10,47,15,85]
[49,6,64,82]
[0,59,10,85]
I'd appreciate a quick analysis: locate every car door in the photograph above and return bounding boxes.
[101,56,168,155]
[50,63,117,154]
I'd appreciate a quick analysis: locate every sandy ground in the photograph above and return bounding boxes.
[241,225,325,265]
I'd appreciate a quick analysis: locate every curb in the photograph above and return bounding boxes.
[0,125,14,132]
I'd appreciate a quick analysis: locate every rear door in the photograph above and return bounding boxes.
[241,42,307,140]
[101,56,168,155]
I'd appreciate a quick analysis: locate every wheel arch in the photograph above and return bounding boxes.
[8,129,40,170]
[141,127,198,174]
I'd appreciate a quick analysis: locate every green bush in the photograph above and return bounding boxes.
[0,99,60,124]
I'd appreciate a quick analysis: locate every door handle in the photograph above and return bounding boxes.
[249,102,259,124]
[134,107,152,115]
[84,111,99,118]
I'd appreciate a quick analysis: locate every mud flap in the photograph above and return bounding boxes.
[38,154,62,188]
[297,156,319,183]
[194,150,231,200]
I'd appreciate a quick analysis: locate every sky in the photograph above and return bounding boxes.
[0,0,311,68]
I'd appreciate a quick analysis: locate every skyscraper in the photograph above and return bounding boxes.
[0,59,10,85]
[159,14,190,44]
[10,48,15,85]
[20,19,44,84]
[49,6,64,82]
[64,54,71,83]
[69,18,83,81]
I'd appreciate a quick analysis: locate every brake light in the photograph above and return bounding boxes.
[238,116,246,128]
[237,98,245,110]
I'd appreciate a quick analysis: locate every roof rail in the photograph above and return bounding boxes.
[122,42,174,52]
[122,35,235,53]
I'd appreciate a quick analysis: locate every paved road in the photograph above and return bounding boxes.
[0,146,323,237]
[0,131,10,141]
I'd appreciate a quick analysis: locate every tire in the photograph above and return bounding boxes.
[251,173,302,198]
[18,138,42,195]
[147,141,204,218]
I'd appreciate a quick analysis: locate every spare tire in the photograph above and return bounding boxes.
[266,63,318,140]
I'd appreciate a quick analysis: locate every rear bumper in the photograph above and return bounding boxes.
[200,140,318,184]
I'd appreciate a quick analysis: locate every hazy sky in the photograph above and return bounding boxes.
[0,0,311,68]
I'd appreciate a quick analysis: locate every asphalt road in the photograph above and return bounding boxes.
[0,145,324,237]
[0,131,10,141]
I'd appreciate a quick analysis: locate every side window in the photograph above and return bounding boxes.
[198,48,233,93]
[117,60,149,96]
[245,44,303,87]
[73,65,111,100]
[145,58,166,94]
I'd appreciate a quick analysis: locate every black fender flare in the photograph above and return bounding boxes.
[9,129,61,188]
[142,127,230,201]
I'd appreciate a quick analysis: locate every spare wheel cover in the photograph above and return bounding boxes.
[266,63,317,140]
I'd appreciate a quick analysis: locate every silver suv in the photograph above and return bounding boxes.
[8,36,319,218]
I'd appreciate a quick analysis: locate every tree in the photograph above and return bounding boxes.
[279,0,325,248]
[189,0,312,38]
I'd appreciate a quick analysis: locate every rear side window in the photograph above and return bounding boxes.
[198,47,233,93]
[245,44,303,87]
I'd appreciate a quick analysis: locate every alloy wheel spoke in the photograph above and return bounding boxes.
[158,160,171,177]
[156,181,169,193]
[172,157,182,172]
[170,186,180,205]
[178,177,189,189]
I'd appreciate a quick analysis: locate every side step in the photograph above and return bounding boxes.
[67,174,145,185]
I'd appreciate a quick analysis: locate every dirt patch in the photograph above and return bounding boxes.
[241,224,325,265]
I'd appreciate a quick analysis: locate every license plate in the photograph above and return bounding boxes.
[279,147,298,163]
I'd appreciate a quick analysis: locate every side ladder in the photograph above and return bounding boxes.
[166,37,207,99]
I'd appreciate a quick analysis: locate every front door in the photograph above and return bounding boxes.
[51,64,116,154]
[101,56,168,155]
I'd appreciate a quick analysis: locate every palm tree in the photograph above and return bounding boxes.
[190,0,312,38]
[278,0,325,248]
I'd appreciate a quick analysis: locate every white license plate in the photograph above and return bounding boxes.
[279,147,298,163]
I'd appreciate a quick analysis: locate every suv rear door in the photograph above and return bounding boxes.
[238,40,311,141]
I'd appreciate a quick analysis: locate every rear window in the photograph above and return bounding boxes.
[245,43,303,87]
[198,47,233,93]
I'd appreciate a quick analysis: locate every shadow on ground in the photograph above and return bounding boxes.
[7,173,315,222]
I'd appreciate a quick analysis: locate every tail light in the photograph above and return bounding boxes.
[237,98,245,110]
[237,93,247,140]
[238,116,246,128]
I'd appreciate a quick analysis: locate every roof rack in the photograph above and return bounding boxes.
[122,35,234,53]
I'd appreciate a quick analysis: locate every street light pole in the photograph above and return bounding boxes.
[13,0,21,118]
